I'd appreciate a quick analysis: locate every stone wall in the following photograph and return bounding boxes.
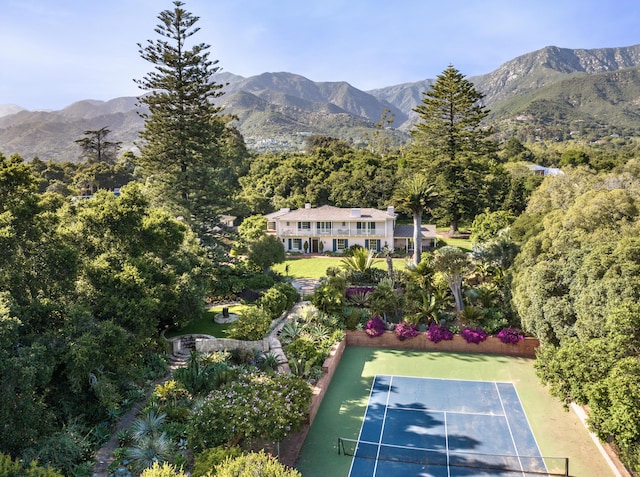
[345,330,539,358]
[166,334,269,354]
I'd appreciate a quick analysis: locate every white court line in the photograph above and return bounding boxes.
[495,382,527,477]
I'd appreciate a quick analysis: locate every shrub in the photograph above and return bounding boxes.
[193,447,243,477]
[394,321,419,341]
[140,462,187,477]
[257,286,289,319]
[273,282,300,309]
[460,326,488,344]
[364,315,385,337]
[496,328,524,344]
[215,451,302,477]
[228,307,272,340]
[427,322,454,343]
[245,273,275,290]
[188,373,311,451]
[286,338,319,364]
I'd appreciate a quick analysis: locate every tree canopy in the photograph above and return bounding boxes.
[409,65,504,233]
[134,0,244,248]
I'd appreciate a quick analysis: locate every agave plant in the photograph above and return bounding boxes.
[130,410,166,442]
[125,432,175,475]
[288,357,313,378]
[256,352,281,372]
[295,304,320,323]
[278,320,304,344]
[301,323,331,343]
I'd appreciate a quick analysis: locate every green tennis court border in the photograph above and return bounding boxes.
[295,346,615,477]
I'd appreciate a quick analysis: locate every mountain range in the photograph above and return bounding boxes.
[2,43,640,162]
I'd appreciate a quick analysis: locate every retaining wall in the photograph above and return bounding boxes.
[345,330,539,358]
[166,334,269,354]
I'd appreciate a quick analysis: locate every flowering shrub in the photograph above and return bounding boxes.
[460,326,488,344]
[364,315,386,337]
[187,372,312,451]
[496,328,524,344]
[394,321,419,341]
[427,322,454,343]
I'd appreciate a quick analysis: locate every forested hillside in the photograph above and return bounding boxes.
[3,44,640,160]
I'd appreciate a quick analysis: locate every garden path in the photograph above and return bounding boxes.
[92,296,315,476]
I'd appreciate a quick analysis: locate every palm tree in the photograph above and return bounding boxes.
[393,174,437,266]
[339,247,379,273]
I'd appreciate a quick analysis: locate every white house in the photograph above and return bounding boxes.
[526,164,563,177]
[264,204,436,254]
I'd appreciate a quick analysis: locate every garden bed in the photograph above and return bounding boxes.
[346,330,539,357]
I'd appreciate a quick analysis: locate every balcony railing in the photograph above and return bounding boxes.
[278,227,383,237]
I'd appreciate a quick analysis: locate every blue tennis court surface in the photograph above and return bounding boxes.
[345,375,557,477]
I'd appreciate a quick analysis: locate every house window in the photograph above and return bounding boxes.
[267,221,276,231]
[357,222,375,234]
[292,238,302,250]
[367,239,380,252]
[297,221,311,230]
[316,221,332,234]
[337,239,348,251]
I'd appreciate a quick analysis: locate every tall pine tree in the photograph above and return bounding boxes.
[135,1,229,237]
[409,65,501,234]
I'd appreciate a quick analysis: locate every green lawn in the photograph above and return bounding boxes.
[164,304,254,338]
[440,236,473,252]
[272,256,408,280]
[295,346,615,477]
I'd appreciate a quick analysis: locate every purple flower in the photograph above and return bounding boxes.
[496,328,524,345]
[346,286,375,297]
[427,322,454,343]
[394,321,419,341]
[365,315,385,337]
[460,326,488,344]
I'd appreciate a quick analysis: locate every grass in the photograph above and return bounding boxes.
[164,304,254,338]
[295,346,615,477]
[272,256,409,280]
[440,236,473,252]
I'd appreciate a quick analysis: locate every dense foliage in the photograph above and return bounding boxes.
[0,153,211,472]
[511,162,640,472]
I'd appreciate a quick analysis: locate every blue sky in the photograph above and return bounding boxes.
[1,0,639,110]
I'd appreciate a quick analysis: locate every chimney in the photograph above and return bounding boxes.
[350,208,361,218]
[387,206,395,215]
[305,203,312,209]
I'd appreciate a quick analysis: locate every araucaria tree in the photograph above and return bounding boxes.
[410,65,499,234]
[135,1,228,230]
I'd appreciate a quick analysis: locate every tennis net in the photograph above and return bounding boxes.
[337,437,569,476]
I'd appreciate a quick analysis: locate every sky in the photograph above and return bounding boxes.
[2,0,640,111]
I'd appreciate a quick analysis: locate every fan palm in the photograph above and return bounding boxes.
[392,174,437,266]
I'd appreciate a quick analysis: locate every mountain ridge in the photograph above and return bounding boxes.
[3,43,640,160]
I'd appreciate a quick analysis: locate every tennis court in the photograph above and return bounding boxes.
[340,375,568,476]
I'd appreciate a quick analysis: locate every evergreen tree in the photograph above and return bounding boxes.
[74,127,121,164]
[134,1,229,238]
[410,65,499,234]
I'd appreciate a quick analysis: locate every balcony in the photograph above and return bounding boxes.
[278,227,383,237]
